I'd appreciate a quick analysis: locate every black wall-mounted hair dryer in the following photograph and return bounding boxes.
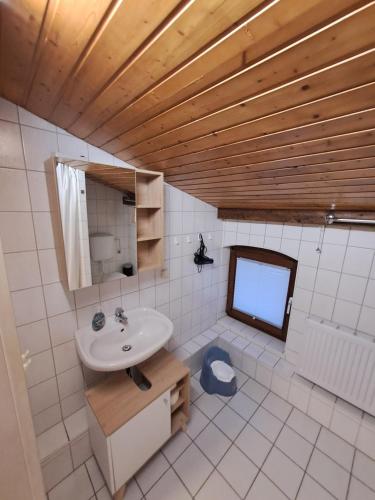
[194,233,214,272]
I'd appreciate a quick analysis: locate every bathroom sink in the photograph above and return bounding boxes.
[75,307,173,371]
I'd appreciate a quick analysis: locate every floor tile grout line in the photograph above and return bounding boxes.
[347,474,375,497]
[296,423,356,500]
[284,418,359,478]
[165,380,375,500]
[345,441,357,500]
[187,387,290,500]
[241,405,295,500]
[83,461,96,498]
[192,378,360,500]
[141,463,191,499]
[173,409,254,499]
[160,433,193,466]
[193,465,242,499]
[166,384,262,499]
[293,425,322,500]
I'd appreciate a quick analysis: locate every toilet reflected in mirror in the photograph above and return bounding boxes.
[54,159,137,290]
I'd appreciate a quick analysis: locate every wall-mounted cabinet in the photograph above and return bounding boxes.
[136,169,164,271]
[48,157,164,290]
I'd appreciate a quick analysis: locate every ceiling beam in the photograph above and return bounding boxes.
[218,208,375,224]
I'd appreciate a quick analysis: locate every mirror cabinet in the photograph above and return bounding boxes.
[47,157,163,291]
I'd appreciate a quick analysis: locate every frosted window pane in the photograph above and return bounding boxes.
[233,257,290,328]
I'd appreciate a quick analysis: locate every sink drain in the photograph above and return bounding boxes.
[122,345,132,352]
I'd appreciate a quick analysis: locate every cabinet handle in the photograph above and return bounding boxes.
[163,398,168,406]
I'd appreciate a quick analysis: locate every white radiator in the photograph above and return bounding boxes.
[296,317,375,416]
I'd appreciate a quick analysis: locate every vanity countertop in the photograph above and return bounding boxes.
[85,348,189,436]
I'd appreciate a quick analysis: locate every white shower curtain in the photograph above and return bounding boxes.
[56,163,91,290]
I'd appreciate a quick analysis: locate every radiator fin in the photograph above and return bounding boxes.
[297,318,375,416]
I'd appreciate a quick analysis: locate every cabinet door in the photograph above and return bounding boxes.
[110,390,171,490]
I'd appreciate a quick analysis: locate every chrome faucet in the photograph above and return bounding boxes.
[115,307,128,325]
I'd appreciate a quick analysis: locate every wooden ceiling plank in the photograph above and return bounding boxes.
[204,191,375,204]
[165,131,375,180]
[207,196,375,207]
[184,182,375,198]
[217,208,375,223]
[24,0,113,117]
[116,50,375,159]
[67,0,265,138]
[216,202,375,209]
[74,0,320,143]
[0,0,48,102]
[145,109,375,171]
[203,193,375,199]
[121,83,375,165]
[212,193,375,201]
[49,0,182,128]
[169,156,375,188]
[102,3,375,153]
[86,0,370,148]
[171,166,375,192]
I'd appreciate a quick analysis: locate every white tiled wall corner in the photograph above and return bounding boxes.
[0,97,226,441]
[222,219,375,359]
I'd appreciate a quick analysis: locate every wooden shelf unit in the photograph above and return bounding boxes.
[136,169,164,271]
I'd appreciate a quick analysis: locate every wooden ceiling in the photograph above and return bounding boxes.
[1,0,375,211]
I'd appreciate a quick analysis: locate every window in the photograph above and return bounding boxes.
[226,246,297,341]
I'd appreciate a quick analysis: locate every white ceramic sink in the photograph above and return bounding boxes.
[75,307,173,371]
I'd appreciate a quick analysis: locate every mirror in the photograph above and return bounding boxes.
[55,159,137,290]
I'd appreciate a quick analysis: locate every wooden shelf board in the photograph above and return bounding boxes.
[137,263,161,272]
[136,205,162,209]
[136,171,162,178]
[137,235,162,242]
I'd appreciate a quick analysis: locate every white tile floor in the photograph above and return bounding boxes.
[47,370,375,500]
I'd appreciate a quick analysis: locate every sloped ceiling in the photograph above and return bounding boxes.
[1,0,375,211]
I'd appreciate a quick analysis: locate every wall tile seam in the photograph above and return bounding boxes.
[15,105,66,409]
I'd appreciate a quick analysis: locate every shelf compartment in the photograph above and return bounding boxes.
[137,207,162,240]
[136,171,163,207]
[137,239,163,271]
[171,396,184,414]
[171,410,187,435]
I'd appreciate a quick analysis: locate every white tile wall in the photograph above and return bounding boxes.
[86,178,136,281]
[0,97,225,438]
[222,220,375,362]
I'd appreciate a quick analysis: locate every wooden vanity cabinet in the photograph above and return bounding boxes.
[85,349,190,499]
